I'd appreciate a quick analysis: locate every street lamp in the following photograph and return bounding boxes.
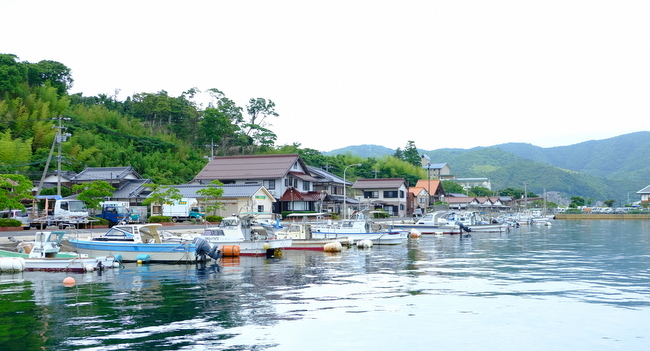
[343,163,361,220]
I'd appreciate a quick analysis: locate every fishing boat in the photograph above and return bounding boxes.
[65,223,217,263]
[437,211,510,232]
[0,231,115,272]
[311,211,407,245]
[390,211,463,234]
[272,214,352,250]
[161,214,292,257]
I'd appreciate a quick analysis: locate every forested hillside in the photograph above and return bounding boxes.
[328,135,650,203]
[0,54,426,187]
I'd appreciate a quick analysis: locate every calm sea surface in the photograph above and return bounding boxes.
[1,220,650,351]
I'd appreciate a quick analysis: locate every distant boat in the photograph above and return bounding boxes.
[311,211,407,245]
[0,231,115,272]
[272,214,352,250]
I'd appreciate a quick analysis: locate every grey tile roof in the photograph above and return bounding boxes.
[159,184,267,198]
[194,154,305,181]
[113,179,152,198]
[637,185,650,194]
[307,166,350,185]
[352,178,407,189]
[72,166,142,181]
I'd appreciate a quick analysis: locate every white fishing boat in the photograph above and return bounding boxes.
[65,223,216,263]
[0,231,115,272]
[272,215,352,250]
[311,211,407,245]
[390,211,463,234]
[437,211,510,232]
[161,214,291,257]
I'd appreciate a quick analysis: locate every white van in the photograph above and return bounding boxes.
[0,209,31,229]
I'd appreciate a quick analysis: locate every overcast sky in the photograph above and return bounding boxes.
[4,1,649,152]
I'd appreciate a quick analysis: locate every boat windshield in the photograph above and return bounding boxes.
[221,218,239,227]
[104,227,134,238]
[341,221,354,228]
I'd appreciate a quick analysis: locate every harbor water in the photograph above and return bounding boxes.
[1,220,649,350]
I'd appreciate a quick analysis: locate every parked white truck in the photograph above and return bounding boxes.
[29,196,90,229]
[161,198,206,222]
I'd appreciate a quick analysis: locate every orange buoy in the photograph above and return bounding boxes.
[220,245,241,257]
[63,277,76,287]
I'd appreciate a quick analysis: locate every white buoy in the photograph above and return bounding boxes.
[409,229,422,238]
[545,221,552,226]
[357,239,373,248]
[0,257,25,272]
[84,264,95,272]
[323,241,343,252]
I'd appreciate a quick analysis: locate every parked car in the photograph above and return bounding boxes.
[0,209,31,229]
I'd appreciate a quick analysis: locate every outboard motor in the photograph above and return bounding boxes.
[193,237,222,262]
[455,221,472,234]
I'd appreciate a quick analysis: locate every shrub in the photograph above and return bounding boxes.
[205,215,223,224]
[0,219,22,227]
[564,209,583,214]
[148,215,172,223]
[90,217,109,225]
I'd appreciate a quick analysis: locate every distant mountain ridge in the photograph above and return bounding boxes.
[324,132,650,204]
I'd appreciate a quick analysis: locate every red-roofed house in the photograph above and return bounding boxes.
[193,154,322,213]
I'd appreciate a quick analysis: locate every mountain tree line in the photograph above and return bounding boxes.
[0,54,431,189]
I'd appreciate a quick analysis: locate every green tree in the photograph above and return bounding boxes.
[570,196,585,207]
[27,60,74,95]
[196,180,226,214]
[72,180,115,211]
[0,174,34,210]
[0,54,27,95]
[243,97,278,148]
[468,186,493,197]
[603,199,616,207]
[142,184,182,208]
[393,147,404,160]
[403,140,420,166]
[442,180,465,194]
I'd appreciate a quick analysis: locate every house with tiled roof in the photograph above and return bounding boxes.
[409,186,429,215]
[637,184,650,204]
[421,155,453,180]
[414,179,445,205]
[307,166,358,213]
[70,166,152,204]
[149,184,276,218]
[193,154,322,214]
[351,178,409,217]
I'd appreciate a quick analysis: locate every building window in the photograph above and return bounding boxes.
[400,204,405,210]
[323,185,329,191]
[257,205,264,212]
[364,191,379,198]
[384,191,398,198]
[303,181,310,191]
[285,178,289,187]
[294,178,298,188]
[267,180,275,190]
[400,190,405,198]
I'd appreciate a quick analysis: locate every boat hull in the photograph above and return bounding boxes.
[199,238,292,256]
[312,230,406,245]
[23,256,115,272]
[67,239,198,263]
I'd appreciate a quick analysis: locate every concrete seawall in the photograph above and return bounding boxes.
[555,214,650,220]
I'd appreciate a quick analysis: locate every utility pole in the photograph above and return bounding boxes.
[36,116,71,196]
